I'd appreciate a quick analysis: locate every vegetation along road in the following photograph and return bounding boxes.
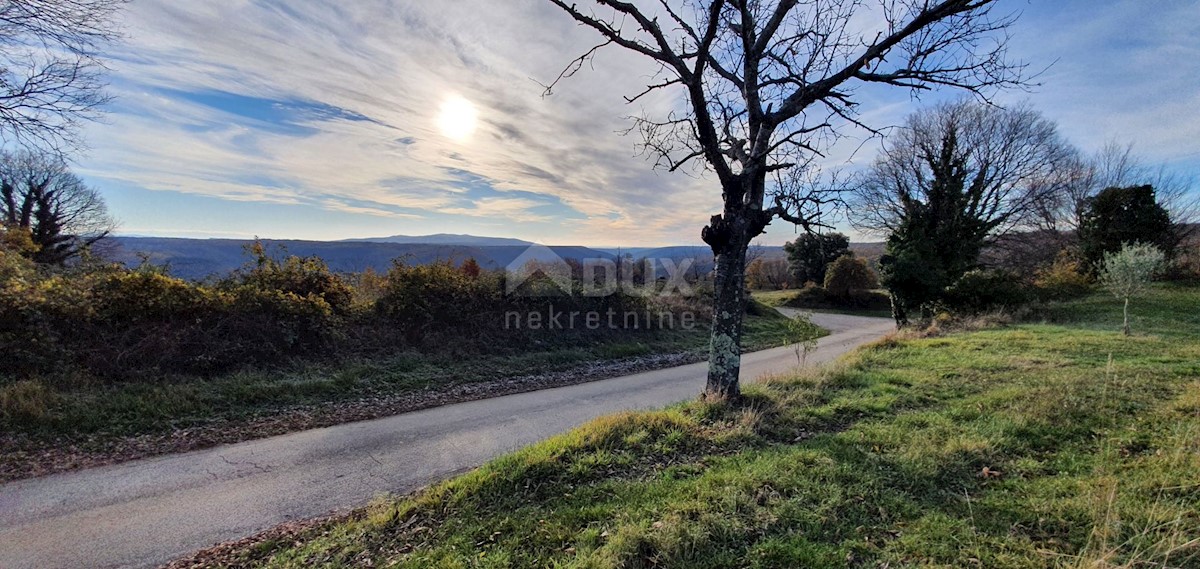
[0,312,894,569]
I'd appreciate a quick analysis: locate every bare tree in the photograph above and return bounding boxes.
[0,150,114,264]
[0,0,126,152]
[849,99,1076,239]
[544,0,1026,398]
[745,256,790,289]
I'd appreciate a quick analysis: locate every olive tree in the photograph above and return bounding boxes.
[1098,242,1164,336]
[545,0,1027,398]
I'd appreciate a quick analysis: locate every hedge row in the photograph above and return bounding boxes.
[1,246,696,380]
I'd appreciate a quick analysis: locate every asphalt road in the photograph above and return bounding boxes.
[0,312,893,569]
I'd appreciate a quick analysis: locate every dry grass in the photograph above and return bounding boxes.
[0,380,55,422]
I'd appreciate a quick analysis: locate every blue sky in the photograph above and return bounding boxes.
[77,0,1200,246]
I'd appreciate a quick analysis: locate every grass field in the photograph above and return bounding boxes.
[213,285,1200,568]
[0,302,798,448]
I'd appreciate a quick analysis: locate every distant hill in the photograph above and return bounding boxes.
[849,241,886,263]
[109,237,614,280]
[107,235,887,280]
[345,233,534,247]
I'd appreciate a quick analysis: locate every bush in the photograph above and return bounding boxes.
[0,242,703,381]
[230,242,354,313]
[90,270,214,324]
[942,270,1030,314]
[1033,252,1093,300]
[823,255,879,299]
[376,261,498,342]
[785,282,829,307]
[221,285,344,356]
[0,243,361,378]
[0,249,86,374]
[76,274,345,376]
[1165,239,1200,281]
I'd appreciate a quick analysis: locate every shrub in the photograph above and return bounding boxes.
[942,269,1030,314]
[0,225,40,259]
[0,250,87,374]
[0,240,715,381]
[230,242,354,314]
[222,285,344,355]
[823,255,879,298]
[349,267,388,306]
[90,270,214,324]
[461,258,482,279]
[1033,252,1093,300]
[376,261,497,342]
[72,276,344,376]
[1165,239,1200,281]
[843,290,892,311]
[0,244,358,378]
[785,312,822,364]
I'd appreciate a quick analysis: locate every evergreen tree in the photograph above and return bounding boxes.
[1078,185,1176,269]
[879,130,990,325]
[782,232,849,285]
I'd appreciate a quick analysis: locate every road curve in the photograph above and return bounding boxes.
[0,312,893,569]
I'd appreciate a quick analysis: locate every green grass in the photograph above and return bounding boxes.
[1035,282,1200,339]
[216,285,1200,568]
[0,306,798,443]
[752,289,894,318]
[749,289,799,307]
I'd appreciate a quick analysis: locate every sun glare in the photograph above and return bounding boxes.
[437,95,478,141]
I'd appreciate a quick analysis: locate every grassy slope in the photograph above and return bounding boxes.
[221,285,1199,568]
[1,304,797,442]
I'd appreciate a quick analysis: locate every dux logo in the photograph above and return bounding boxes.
[505,243,573,296]
[506,244,698,298]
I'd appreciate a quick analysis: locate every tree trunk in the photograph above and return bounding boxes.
[1122,296,1130,336]
[706,244,748,399]
[890,292,909,328]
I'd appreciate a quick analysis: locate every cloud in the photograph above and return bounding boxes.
[77,0,1199,246]
[77,0,731,244]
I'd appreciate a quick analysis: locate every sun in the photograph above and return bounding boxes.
[437,95,478,141]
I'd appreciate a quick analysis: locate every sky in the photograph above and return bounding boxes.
[75,0,1200,246]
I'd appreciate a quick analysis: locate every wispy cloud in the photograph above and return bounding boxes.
[76,0,1199,246]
